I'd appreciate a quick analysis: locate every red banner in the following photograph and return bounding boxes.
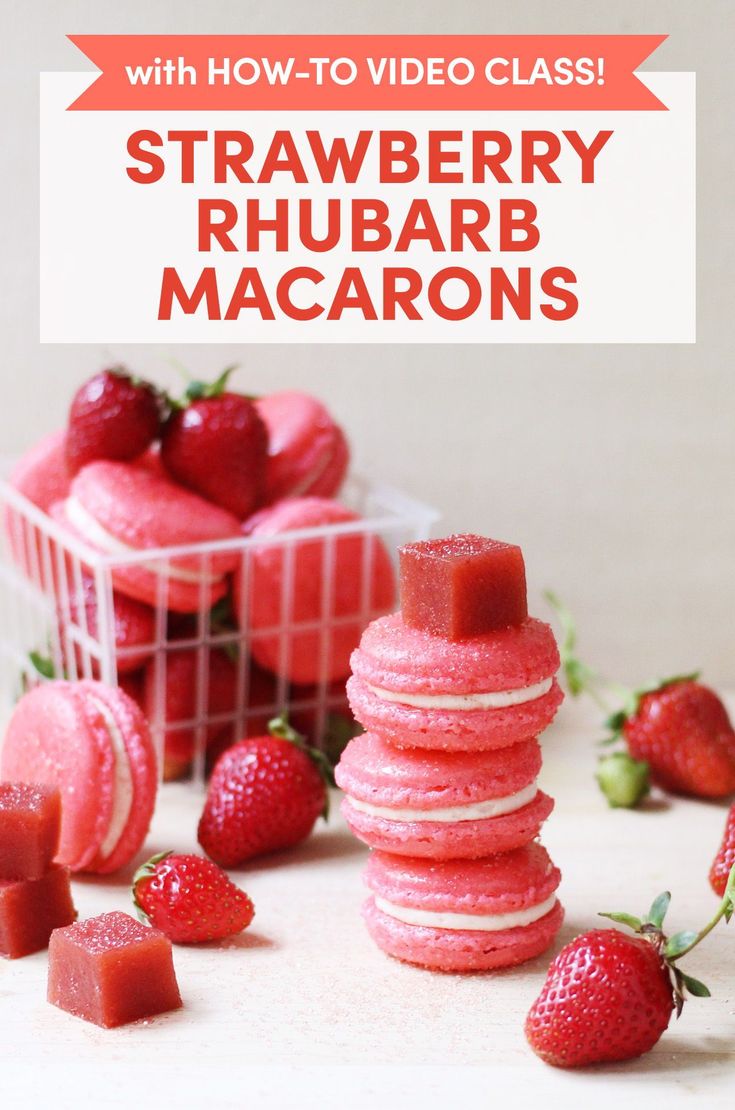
[67,35,667,112]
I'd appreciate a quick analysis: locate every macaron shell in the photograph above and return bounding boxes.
[8,429,71,513]
[51,499,224,615]
[1,683,115,871]
[347,673,563,751]
[351,613,560,696]
[256,391,349,503]
[236,497,395,684]
[342,791,554,859]
[363,895,564,971]
[55,462,242,612]
[71,462,242,571]
[78,680,157,875]
[335,732,542,808]
[304,425,350,499]
[364,844,561,915]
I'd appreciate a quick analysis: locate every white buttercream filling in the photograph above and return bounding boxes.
[348,781,539,823]
[86,693,134,858]
[65,496,220,585]
[374,892,558,932]
[366,676,552,710]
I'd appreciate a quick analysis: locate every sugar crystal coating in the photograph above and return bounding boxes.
[48,911,182,1027]
[0,782,61,881]
[0,865,76,958]
[400,534,528,639]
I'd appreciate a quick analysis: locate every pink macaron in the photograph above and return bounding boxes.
[336,732,553,859]
[8,429,71,514]
[347,612,562,751]
[234,497,396,685]
[363,844,563,972]
[255,391,350,503]
[1,679,157,874]
[52,460,242,613]
[6,430,72,579]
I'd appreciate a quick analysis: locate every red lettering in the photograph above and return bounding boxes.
[158,267,220,319]
[126,131,164,184]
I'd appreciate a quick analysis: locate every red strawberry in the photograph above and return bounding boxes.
[621,680,735,799]
[67,367,163,474]
[526,929,674,1067]
[198,717,332,866]
[526,878,735,1068]
[545,595,735,804]
[161,369,267,518]
[710,803,735,896]
[132,851,254,943]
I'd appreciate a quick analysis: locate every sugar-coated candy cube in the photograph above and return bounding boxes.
[0,782,61,881]
[0,865,76,958]
[48,911,182,1028]
[399,534,528,639]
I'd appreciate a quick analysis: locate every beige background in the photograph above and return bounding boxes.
[1,0,733,686]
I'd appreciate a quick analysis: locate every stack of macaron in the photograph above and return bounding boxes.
[336,534,564,972]
[6,368,394,774]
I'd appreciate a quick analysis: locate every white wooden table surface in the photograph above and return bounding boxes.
[2,697,734,1108]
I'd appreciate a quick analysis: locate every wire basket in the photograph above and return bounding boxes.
[0,474,438,782]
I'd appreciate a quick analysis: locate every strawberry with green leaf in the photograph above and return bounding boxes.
[161,367,268,518]
[133,851,254,944]
[198,715,334,867]
[526,863,735,1068]
[545,592,735,803]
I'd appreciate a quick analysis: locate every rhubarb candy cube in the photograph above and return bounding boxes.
[0,782,61,881]
[48,911,182,1028]
[399,534,528,639]
[0,865,76,958]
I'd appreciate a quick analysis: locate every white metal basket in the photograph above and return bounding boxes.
[0,474,438,781]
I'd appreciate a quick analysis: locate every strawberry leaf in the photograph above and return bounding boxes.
[598,911,643,932]
[664,931,699,959]
[604,709,628,732]
[723,865,735,923]
[678,972,711,998]
[131,850,171,922]
[184,365,239,403]
[268,714,336,817]
[646,891,671,929]
[29,651,55,680]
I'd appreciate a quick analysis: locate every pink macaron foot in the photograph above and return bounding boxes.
[363,895,564,972]
[342,791,554,859]
[362,846,563,971]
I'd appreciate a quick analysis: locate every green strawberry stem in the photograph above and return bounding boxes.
[165,364,249,410]
[543,591,611,712]
[666,862,735,961]
[599,862,735,1012]
[544,590,702,793]
[268,714,336,818]
[544,592,700,728]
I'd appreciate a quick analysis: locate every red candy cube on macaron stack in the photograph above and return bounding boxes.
[0,783,77,959]
[336,534,564,972]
